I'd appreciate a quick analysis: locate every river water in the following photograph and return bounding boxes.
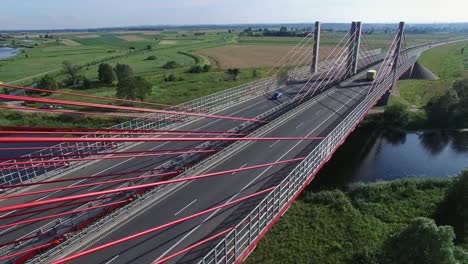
[312,129,468,189]
[0,47,19,60]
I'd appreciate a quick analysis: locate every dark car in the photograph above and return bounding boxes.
[271,92,284,100]
[39,104,54,109]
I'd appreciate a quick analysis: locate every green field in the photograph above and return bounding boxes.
[393,41,468,107]
[247,176,468,263]
[0,29,464,119]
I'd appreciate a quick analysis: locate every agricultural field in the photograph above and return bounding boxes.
[0,28,465,113]
[197,44,345,69]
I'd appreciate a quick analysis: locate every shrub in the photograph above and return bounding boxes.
[145,55,157,61]
[188,65,203,73]
[164,74,177,82]
[162,61,180,69]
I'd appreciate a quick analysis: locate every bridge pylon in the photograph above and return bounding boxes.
[391,22,405,88]
[311,21,320,73]
[347,21,362,77]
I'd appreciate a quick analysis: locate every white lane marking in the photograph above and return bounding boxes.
[269,140,280,148]
[296,122,304,129]
[154,83,364,262]
[315,110,322,116]
[105,255,120,264]
[232,164,248,175]
[174,199,198,216]
[45,96,276,252]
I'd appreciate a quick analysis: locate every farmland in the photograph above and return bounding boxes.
[0,28,464,122]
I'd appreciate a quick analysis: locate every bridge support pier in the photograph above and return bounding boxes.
[347,22,362,77]
[311,21,320,73]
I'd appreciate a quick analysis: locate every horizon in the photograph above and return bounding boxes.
[2,22,468,33]
[1,0,467,31]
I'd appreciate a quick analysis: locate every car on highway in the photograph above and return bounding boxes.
[271,92,284,101]
[39,104,55,109]
[39,104,63,109]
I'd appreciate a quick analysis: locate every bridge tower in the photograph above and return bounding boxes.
[347,21,362,77]
[391,22,405,88]
[311,21,320,73]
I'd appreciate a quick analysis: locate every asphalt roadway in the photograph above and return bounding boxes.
[63,43,448,264]
[0,79,306,250]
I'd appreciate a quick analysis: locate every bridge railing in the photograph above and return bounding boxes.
[198,59,414,264]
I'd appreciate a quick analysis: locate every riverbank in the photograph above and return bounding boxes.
[0,47,19,60]
[247,173,468,263]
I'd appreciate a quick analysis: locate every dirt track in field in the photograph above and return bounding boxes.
[117,35,146,42]
[75,34,100,39]
[197,44,342,69]
[62,39,81,46]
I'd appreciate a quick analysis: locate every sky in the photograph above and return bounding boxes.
[1,0,467,30]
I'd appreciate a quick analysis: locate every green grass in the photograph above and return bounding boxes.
[0,109,124,128]
[394,41,468,108]
[247,178,466,264]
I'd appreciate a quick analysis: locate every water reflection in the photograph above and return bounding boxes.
[311,129,468,190]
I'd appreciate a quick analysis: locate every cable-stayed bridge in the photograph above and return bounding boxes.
[0,21,464,264]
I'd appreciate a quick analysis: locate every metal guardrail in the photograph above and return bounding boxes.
[198,58,416,264]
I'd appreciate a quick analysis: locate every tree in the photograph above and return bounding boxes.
[116,76,152,101]
[62,61,81,87]
[382,103,409,128]
[380,217,458,264]
[98,63,115,84]
[225,68,240,81]
[425,88,460,126]
[146,45,152,50]
[38,75,59,91]
[434,170,468,243]
[114,63,134,83]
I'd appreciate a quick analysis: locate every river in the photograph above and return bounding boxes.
[0,47,19,60]
[312,129,468,189]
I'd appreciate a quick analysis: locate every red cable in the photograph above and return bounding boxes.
[0,240,60,261]
[0,136,324,144]
[0,125,243,135]
[50,187,275,264]
[0,197,109,220]
[0,158,302,213]
[0,149,215,168]
[0,147,206,161]
[0,105,185,121]
[0,83,206,112]
[1,171,181,199]
[0,200,129,230]
[0,94,266,123]
[154,227,235,264]
[0,169,178,189]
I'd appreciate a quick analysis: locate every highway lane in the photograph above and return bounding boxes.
[67,72,370,264]
[0,81,307,248]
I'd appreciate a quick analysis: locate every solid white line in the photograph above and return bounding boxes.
[154,83,365,262]
[232,164,248,175]
[174,199,198,216]
[269,140,280,148]
[104,255,120,264]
